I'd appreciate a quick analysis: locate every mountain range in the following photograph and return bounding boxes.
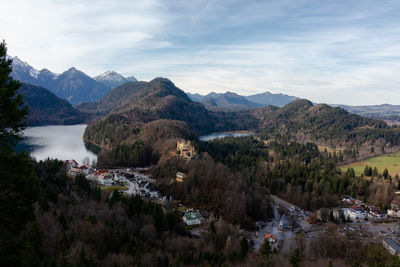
[11,56,400,125]
[187,91,298,111]
[10,56,137,105]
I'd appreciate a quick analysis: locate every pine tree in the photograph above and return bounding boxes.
[0,40,39,265]
[240,237,249,258]
[289,248,302,267]
[383,168,389,179]
[260,239,272,257]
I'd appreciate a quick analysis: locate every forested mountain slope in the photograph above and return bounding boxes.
[19,83,87,125]
[79,77,257,135]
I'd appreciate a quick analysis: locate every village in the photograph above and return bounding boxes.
[62,140,204,226]
[63,140,400,257]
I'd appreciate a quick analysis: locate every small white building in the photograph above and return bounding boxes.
[388,209,400,217]
[346,208,366,221]
[369,207,387,219]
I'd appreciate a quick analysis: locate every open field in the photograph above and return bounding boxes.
[99,185,128,191]
[340,152,400,176]
[318,145,345,153]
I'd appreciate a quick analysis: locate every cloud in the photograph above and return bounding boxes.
[1,0,400,105]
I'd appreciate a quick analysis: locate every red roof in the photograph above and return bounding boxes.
[264,233,276,239]
[94,169,109,175]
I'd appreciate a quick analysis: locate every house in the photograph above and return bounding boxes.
[176,140,197,159]
[176,172,188,183]
[347,208,366,221]
[369,207,387,219]
[183,211,202,225]
[264,233,277,243]
[383,238,400,256]
[388,209,400,217]
[388,200,400,217]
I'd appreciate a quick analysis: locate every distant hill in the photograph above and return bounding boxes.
[10,56,137,105]
[255,99,399,149]
[337,104,400,124]
[19,83,87,126]
[201,92,262,111]
[94,71,137,88]
[187,90,298,110]
[245,91,298,107]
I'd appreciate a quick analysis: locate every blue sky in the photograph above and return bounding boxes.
[1,0,400,105]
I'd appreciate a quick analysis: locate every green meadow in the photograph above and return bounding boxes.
[340,152,400,176]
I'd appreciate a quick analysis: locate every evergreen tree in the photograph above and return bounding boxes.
[260,239,272,258]
[240,237,249,258]
[372,167,379,177]
[289,248,302,267]
[383,168,389,179]
[364,165,372,176]
[0,40,38,265]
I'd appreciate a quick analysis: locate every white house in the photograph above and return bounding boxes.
[369,207,387,219]
[388,209,400,217]
[347,208,366,221]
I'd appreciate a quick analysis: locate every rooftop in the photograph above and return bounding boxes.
[184,211,202,220]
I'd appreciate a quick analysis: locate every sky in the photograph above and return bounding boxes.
[1,0,400,105]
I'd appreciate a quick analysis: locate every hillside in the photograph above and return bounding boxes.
[79,78,257,135]
[19,83,87,125]
[338,104,400,124]
[256,99,400,148]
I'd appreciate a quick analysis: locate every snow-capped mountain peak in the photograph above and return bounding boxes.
[11,56,40,79]
[94,71,136,88]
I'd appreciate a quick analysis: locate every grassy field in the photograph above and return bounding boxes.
[99,185,128,191]
[340,152,400,176]
[318,145,345,154]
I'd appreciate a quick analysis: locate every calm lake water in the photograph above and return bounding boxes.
[19,124,97,165]
[199,131,256,141]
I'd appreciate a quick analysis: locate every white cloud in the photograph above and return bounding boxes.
[0,0,400,105]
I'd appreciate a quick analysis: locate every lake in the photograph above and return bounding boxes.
[18,124,97,165]
[199,131,256,141]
